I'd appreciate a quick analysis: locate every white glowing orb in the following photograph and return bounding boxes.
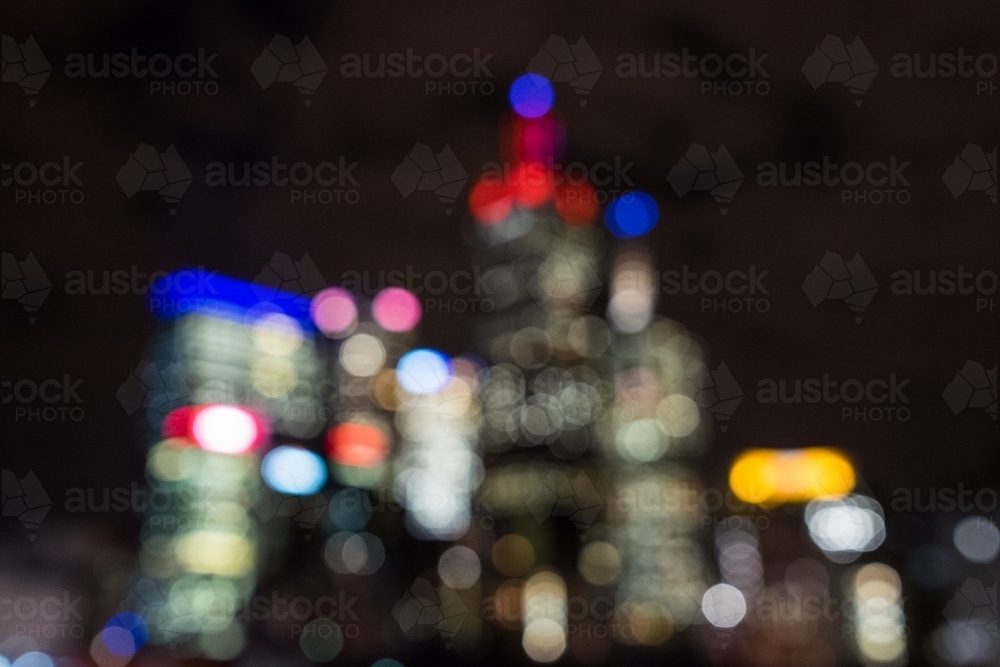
[396,349,452,395]
[192,405,260,454]
[701,583,746,628]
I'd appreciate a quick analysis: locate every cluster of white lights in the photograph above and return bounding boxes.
[806,494,885,562]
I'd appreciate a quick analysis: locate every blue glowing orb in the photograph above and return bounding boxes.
[605,191,659,238]
[509,74,554,118]
[262,446,328,495]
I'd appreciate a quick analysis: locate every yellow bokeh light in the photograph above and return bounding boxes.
[174,531,254,576]
[729,447,855,506]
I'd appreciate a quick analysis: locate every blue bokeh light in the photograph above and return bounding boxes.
[509,74,554,118]
[329,488,373,531]
[103,612,148,657]
[396,349,453,395]
[605,191,660,238]
[10,653,54,667]
[262,446,328,495]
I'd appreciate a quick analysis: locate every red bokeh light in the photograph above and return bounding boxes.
[325,423,390,468]
[555,181,599,225]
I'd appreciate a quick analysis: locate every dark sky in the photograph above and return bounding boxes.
[2,2,997,665]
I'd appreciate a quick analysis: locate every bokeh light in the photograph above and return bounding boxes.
[329,487,373,531]
[729,447,856,505]
[310,287,358,337]
[509,73,554,118]
[326,422,390,468]
[261,445,327,495]
[372,287,421,333]
[605,191,659,238]
[299,619,343,661]
[806,494,885,559]
[252,313,303,355]
[437,545,481,589]
[324,531,386,575]
[340,333,387,377]
[578,541,621,585]
[555,182,599,225]
[396,348,453,394]
[492,534,536,577]
[953,516,1000,563]
[103,612,147,656]
[469,178,515,225]
[191,404,265,454]
[701,583,746,628]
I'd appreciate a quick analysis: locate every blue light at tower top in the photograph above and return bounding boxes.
[605,191,660,238]
[509,73,555,118]
[147,269,316,331]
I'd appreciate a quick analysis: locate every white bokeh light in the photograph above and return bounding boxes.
[701,583,746,628]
